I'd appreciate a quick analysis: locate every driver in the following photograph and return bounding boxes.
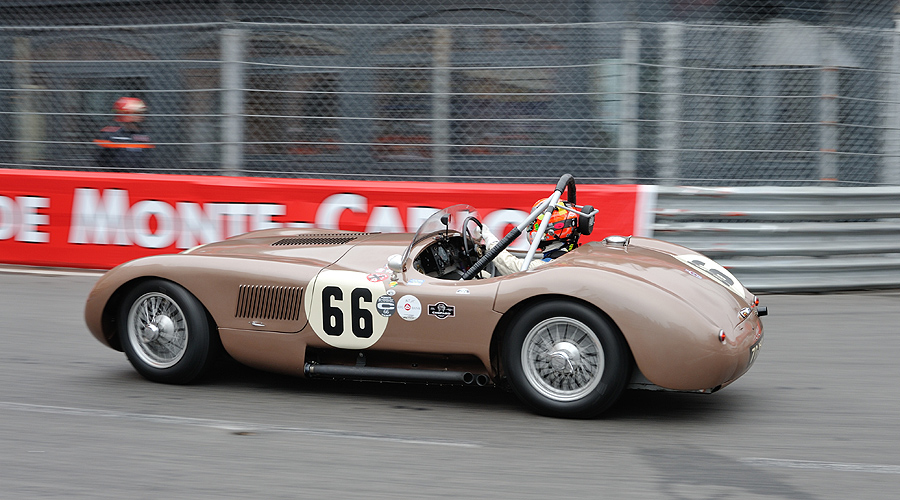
[481,199,581,275]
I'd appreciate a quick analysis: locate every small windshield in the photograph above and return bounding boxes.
[401,204,479,267]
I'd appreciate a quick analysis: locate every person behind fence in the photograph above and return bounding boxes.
[481,199,581,275]
[94,96,154,170]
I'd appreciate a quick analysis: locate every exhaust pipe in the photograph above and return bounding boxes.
[305,363,478,385]
[474,374,490,387]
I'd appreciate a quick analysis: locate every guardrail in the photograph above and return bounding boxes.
[652,186,900,293]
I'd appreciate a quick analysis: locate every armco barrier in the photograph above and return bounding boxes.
[653,187,900,293]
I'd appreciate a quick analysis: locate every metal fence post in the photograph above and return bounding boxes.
[885,15,900,185]
[819,29,839,184]
[221,28,245,176]
[13,37,42,164]
[340,31,375,173]
[659,22,683,186]
[618,26,640,182]
[432,27,451,180]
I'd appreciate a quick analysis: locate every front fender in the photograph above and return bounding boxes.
[84,254,324,350]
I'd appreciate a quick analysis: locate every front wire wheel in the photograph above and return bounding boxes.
[127,291,188,369]
[503,301,630,418]
[119,279,221,384]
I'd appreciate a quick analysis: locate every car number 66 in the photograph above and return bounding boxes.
[321,286,374,338]
[305,270,390,349]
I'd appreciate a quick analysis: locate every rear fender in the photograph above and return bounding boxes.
[492,266,740,391]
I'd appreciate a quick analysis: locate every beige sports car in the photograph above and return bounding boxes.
[85,174,766,418]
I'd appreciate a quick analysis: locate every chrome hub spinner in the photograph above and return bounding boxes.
[141,315,175,344]
[547,341,581,374]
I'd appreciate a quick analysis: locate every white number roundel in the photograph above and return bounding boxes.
[675,254,745,297]
[305,270,390,349]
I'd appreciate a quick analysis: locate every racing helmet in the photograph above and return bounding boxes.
[113,97,146,122]
[526,198,580,249]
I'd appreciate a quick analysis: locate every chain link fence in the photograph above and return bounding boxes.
[1,0,898,185]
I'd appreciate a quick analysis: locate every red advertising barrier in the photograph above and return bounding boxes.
[0,169,656,269]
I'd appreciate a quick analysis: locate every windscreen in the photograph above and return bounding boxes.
[400,204,479,266]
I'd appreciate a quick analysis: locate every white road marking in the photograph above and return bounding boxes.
[0,266,104,277]
[0,401,481,448]
[741,457,900,475]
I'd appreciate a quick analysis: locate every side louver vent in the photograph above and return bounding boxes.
[271,233,374,247]
[235,285,303,321]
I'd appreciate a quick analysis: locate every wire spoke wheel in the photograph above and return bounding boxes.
[127,292,188,368]
[118,279,221,384]
[522,317,604,402]
[503,301,629,418]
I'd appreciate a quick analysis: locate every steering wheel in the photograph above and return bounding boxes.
[462,216,483,258]
[462,215,500,277]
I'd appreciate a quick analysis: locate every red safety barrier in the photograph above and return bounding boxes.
[0,169,655,269]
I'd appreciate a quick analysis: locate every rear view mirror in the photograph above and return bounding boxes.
[387,253,403,273]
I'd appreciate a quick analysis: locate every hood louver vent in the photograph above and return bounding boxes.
[236,285,303,321]
[271,233,374,247]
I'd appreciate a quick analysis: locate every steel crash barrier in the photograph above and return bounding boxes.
[653,187,900,293]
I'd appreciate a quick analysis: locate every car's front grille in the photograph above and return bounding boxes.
[271,233,374,247]
[235,285,303,321]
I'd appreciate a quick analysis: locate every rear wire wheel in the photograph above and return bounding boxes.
[503,301,630,418]
[118,279,221,384]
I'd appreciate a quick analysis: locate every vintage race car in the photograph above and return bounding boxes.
[85,174,766,418]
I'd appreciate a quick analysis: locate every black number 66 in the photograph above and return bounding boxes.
[321,286,374,338]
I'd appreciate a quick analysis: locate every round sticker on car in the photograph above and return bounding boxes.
[376,295,396,317]
[305,270,390,349]
[396,295,422,321]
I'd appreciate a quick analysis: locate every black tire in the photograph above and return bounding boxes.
[502,301,630,418]
[118,279,221,384]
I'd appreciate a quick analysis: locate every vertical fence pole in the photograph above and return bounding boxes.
[659,22,683,185]
[618,26,640,182]
[885,15,900,185]
[340,30,375,173]
[13,37,41,164]
[432,27,451,180]
[819,30,839,183]
[221,28,245,176]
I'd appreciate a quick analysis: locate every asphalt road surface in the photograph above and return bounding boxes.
[1,269,898,499]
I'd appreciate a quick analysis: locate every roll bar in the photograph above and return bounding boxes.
[556,173,576,204]
[461,174,584,280]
